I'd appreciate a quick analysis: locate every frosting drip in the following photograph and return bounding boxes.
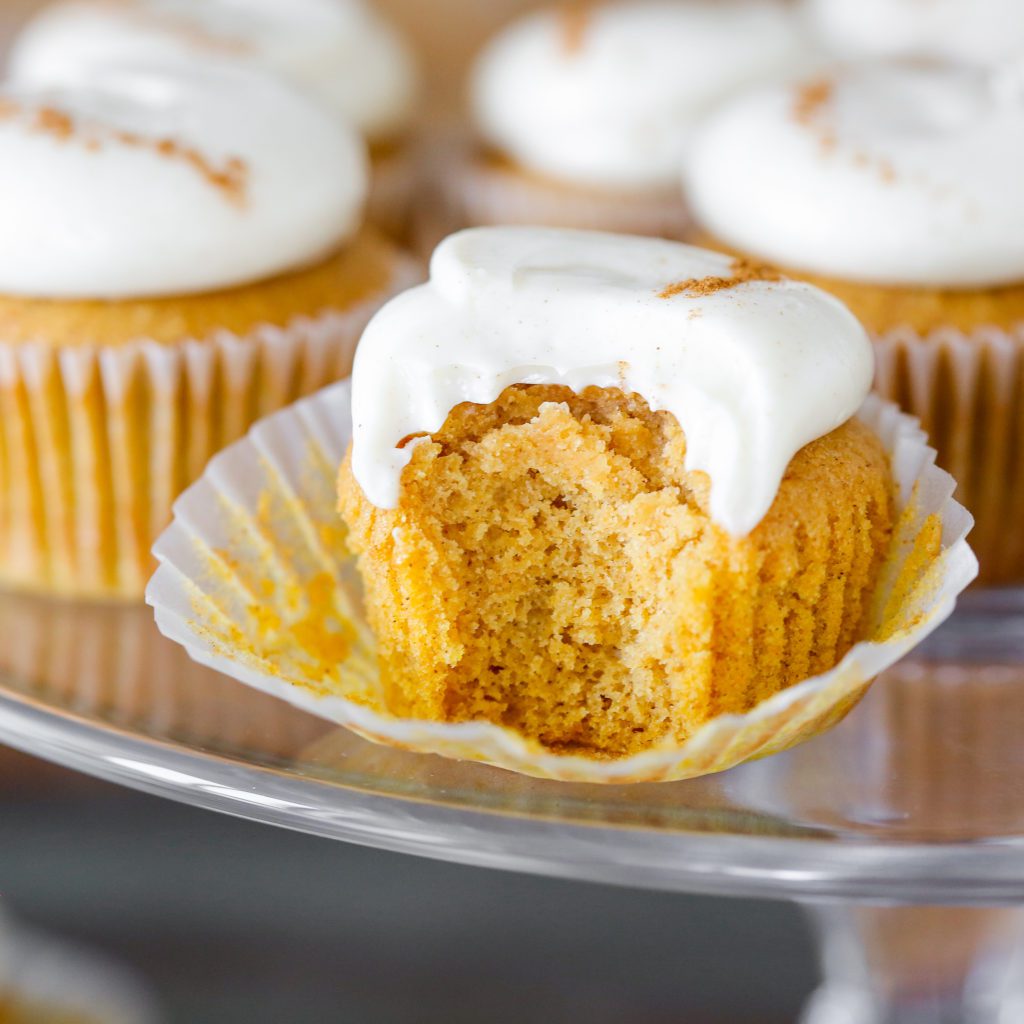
[350,227,874,536]
[805,0,1024,65]
[686,64,1024,288]
[9,0,418,140]
[0,63,367,299]
[471,0,811,190]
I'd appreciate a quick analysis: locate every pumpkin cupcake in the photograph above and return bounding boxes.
[0,61,416,600]
[337,227,895,757]
[804,0,1024,64]
[686,63,1024,584]
[8,0,420,239]
[444,0,811,240]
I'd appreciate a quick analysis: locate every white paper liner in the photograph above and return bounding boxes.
[873,322,1024,585]
[0,256,421,600]
[367,145,420,242]
[436,146,693,242]
[147,381,977,784]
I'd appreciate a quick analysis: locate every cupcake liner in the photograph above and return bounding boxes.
[0,258,421,601]
[147,380,976,784]
[873,324,1024,585]
[367,146,420,242]
[438,147,693,242]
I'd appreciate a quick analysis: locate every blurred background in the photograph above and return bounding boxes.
[3,761,816,1022]
[0,2,818,1021]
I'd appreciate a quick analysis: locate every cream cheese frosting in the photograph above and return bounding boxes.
[471,0,811,190]
[686,64,1024,288]
[805,0,1024,65]
[0,62,368,299]
[350,227,874,537]
[9,0,418,141]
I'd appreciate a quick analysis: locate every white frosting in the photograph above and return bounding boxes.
[686,64,1024,288]
[471,0,811,190]
[0,63,368,299]
[350,227,873,537]
[805,0,1024,65]
[9,0,418,140]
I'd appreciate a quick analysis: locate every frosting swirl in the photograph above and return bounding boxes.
[0,63,368,299]
[471,0,810,190]
[686,64,1024,288]
[805,0,1024,65]
[350,227,873,536]
[9,0,418,141]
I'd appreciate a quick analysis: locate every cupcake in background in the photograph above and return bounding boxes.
[0,910,158,1024]
[804,0,1024,65]
[442,0,811,239]
[0,61,417,600]
[686,63,1024,584]
[8,0,420,238]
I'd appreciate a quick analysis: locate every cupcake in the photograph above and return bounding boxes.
[686,63,1024,584]
[445,0,811,240]
[0,61,416,600]
[337,227,895,757]
[8,0,420,238]
[804,0,1024,65]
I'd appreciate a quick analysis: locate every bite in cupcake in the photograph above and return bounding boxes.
[338,227,898,756]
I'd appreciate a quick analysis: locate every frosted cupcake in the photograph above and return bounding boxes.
[449,0,810,240]
[8,0,420,238]
[0,62,415,600]
[686,63,1024,584]
[337,227,896,757]
[804,0,1024,64]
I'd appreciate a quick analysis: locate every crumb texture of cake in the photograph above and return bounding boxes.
[339,383,893,758]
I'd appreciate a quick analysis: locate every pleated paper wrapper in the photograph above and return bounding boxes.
[873,323,1024,585]
[432,144,693,243]
[147,382,977,784]
[0,257,421,601]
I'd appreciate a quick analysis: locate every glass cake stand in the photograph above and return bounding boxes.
[0,588,1022,1023]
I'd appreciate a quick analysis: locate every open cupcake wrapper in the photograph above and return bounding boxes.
[147,381,977,784]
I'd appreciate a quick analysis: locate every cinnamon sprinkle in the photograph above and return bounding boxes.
[5,101,250,205]
[560,1,594,54]
[35,107,74,140]
[658,258,781,300]
[793,77,834,127]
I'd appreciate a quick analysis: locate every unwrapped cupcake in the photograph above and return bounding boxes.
[447,0,810,239]
[0,61,416,599]
[150,227,975,782]
[8,0,420,238]
[686,63,1024,584]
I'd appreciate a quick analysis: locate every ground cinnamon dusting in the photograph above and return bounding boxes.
[2,99,250,204]
[658,258,781,299]
[34,107,74,140]
[115,129,249,204]
[560,1,594,53]
[793,77,834,127]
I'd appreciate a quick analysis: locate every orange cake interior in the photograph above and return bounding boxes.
[339,384,894,758]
